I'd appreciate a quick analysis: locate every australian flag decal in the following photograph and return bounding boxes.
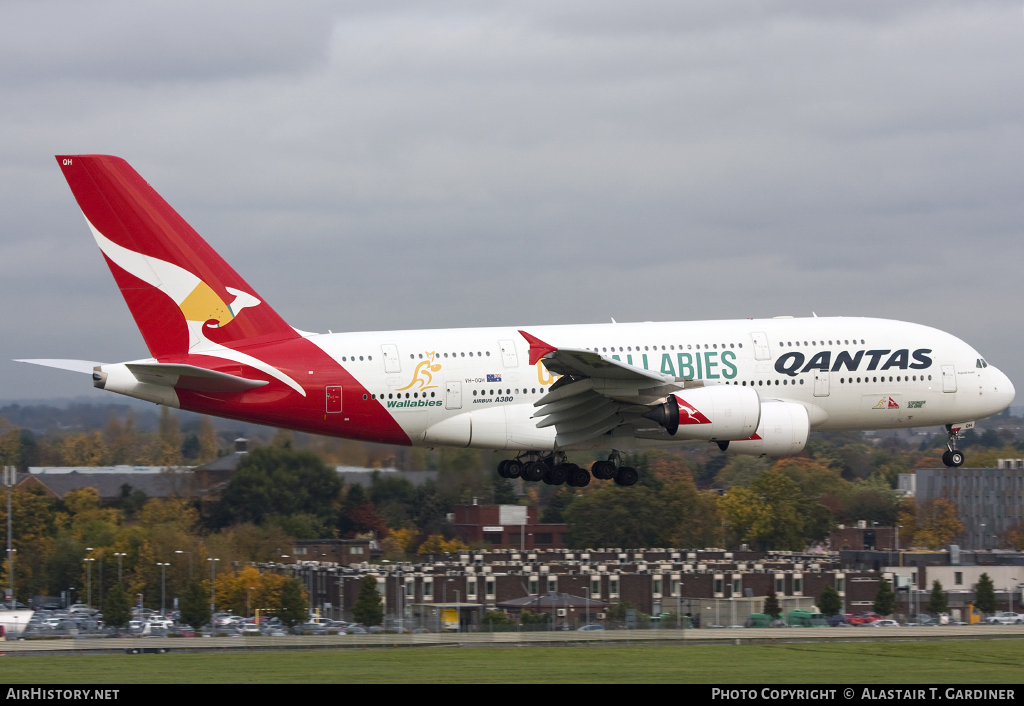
[486,374,502,382]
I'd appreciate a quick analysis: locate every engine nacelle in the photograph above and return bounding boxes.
[727,400,809,457]
[644,385,761,441]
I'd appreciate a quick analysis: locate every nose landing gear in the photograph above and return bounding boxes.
[942,425,966,467]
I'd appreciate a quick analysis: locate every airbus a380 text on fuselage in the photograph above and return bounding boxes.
[19,155,1015,488]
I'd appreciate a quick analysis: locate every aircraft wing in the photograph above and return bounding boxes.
[519,330,689,448]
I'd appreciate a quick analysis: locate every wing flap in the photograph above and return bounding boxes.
[535,398,618,429]
[555,415,623,448]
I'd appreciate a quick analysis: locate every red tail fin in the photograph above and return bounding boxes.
[56,155,298,358]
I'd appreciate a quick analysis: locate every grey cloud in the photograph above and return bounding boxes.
[0,0,337,84]
[0,1,1022,399]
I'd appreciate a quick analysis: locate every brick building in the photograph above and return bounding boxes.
[452,503,568,549]
[265,547,884,627]
[830,525,898,551]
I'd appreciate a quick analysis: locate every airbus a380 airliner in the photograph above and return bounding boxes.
[19,155,1015,488]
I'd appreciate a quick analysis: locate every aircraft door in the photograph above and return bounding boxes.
[498,340,519,368]
[750,332,771,361]
[445,381,463,410]
[326,385,342,413]
[381,344,401,374]
[942,365,957,393]
[813,370,830,397]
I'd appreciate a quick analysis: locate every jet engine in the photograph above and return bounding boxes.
[727,400,809,456]
[643,385,761,441]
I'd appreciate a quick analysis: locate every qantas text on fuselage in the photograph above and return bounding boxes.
[17,155,1015,487]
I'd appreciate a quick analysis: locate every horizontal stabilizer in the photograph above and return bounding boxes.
[124,363,269,392]
[15,359,104,374]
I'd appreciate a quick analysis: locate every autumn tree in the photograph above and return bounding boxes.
[718,470,810,551]
[214,565,288,617]
[974,573,997,615]
[874,578,896,617]
[0,418,22,467]
[352,575,384,626]
[926,580,947,616]
[197,417,218,464]
[816,585,842,617]
[913,499,964,549]
[157,407,183,467]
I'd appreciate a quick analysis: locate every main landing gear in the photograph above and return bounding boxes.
[942,425,965,468]
[498,452,638,487]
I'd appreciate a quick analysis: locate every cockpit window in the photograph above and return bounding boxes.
[982,359,988,368]
[977,359,983,368]
[976,358,989,369]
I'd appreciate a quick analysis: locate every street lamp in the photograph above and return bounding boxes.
[175,550,193,580]
[247,586,255,619]
[113,553,126,582]
[84,553,95,607]
[207,558,219,615]
[3,465,14,610]
[156,563,170,617]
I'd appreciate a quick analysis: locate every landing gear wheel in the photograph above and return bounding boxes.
[505,459,522,479]
[614,466,638,487]
[949,450,965,467]
[497,459,510,478]
[568,466,591,487]
[591,460,616,480]
[522,461,546,482]
[941,450,952,467]
[545,463,569,486]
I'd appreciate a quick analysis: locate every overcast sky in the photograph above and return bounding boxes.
[1,1,1022,401]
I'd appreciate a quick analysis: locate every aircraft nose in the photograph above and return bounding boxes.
[990,366,1015,411]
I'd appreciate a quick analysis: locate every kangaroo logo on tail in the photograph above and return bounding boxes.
[86,219,260,348]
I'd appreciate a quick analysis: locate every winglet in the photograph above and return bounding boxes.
[518,330,558,366]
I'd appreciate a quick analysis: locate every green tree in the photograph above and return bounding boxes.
[763,592,782,619]
[482,609,513,627]
[352,575,384,626]
[874,578,896,617]
[103,582,132,628]
[277,578,308,628]
[216,446,342,529]
[816,585,842,617]
[520,609,550,625]
[974,573,997,615]
[926,580,947,616]
[541,487,575,523]
[179,579,211,630]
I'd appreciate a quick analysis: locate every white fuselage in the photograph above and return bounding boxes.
[305,316,1014,451]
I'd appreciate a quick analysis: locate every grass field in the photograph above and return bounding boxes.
[3,640,1024,683]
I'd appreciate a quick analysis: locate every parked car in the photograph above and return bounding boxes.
[849,612,882,625]
[239,623,261,636]
[577,624,605,631]
[870,619,900,628]
[344,626,368,635]
[986,612,1024,625]
[68,604,95,615]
